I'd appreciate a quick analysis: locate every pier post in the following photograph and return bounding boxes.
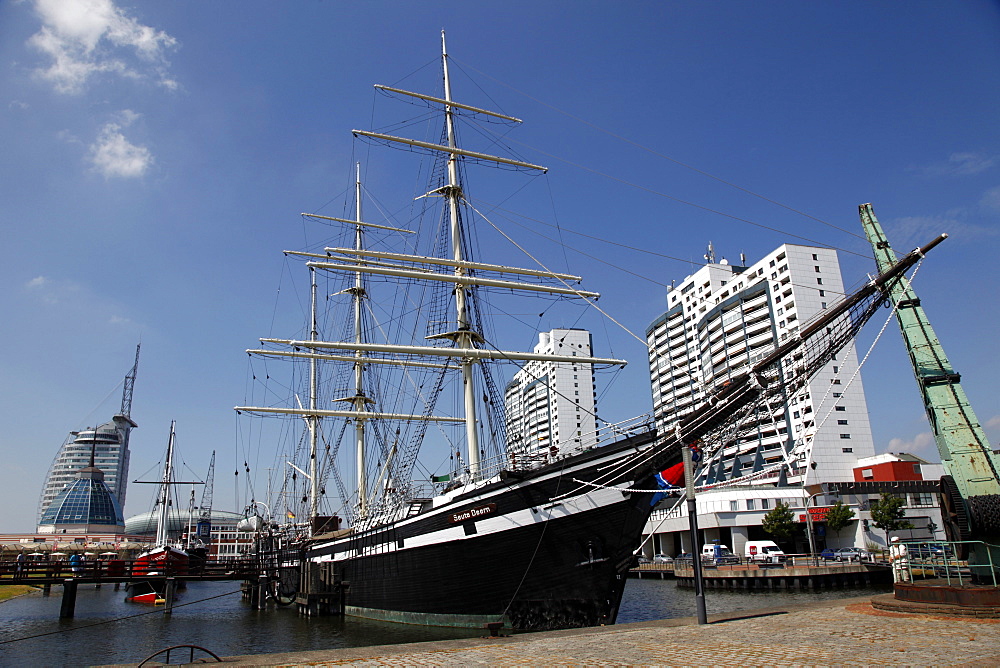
[42,583,51,596]
[257,574,269,609]
[164,578,176,615]
[60,579,78,619]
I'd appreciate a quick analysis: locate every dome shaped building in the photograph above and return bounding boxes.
[37,466,125,535]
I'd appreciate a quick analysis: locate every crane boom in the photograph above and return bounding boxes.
[120,344,140,417]
[859,203,1000,555]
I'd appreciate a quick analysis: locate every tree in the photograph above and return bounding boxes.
[869,493,913,543]
[824,500,856,540]
[762,500,795,543]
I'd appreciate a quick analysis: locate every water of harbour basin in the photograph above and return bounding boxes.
[0,579,890,667]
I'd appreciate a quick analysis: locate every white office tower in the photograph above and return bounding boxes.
[505,328,599,461]
[646,245,876,485]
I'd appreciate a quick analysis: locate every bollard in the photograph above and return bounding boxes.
[60,579,78,619]
[164,578,176,614]
[257,574,269,610]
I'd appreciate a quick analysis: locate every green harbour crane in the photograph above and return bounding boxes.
[859,203,1000,572]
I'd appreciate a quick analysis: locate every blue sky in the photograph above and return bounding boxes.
[2,1,999,532]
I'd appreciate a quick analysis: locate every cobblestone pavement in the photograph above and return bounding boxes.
[137,597,1000,667]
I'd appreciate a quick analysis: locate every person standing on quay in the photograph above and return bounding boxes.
[889,536,909,583]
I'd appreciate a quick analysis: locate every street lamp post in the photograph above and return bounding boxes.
[805,492,818,559]
[683,445,708,625]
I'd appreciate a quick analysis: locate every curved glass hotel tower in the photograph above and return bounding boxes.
[37,414,136,529]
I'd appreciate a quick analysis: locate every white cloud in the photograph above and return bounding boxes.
[888,214,997,249]
[887,431,938,461]
[89,111,152,178]
[28,0,177,94]
[983,415,1000,445]
[25,274,76,304]
[919,152,997,177]
[25,275,133,326]
[979,186,1000,214]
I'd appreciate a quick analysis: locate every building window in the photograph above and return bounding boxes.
[862,468,874,479]
[746,499,756,510]
[842,447,853,453]
[819,290,825,297]
[833,392,842,397]
[835,405,846,411]
[831,379,841,385]
[817,278,823,285]
[837,419,849,425]
[812,253,819,260]
[730,500,738,511]
[761,498,770,509]
[821,302,828,309]
[814,266,821,272]
[840,433,852,439]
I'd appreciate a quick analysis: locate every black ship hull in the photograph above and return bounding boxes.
[307,430,674,631]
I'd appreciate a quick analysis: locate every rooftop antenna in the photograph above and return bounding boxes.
[704,241,716,265]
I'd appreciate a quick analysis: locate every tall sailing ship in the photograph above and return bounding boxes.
[235,33,945,630]
[127,421,191,604]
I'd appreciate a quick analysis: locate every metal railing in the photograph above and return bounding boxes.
[0,557,259,583]
[898,539,999,587]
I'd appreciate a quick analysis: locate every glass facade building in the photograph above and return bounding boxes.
[38,414,136,526]
[37,466,126,533]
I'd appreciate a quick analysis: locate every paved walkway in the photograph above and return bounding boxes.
[109,596,1000,667]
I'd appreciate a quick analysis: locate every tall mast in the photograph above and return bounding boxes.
[352,163,370,518]
[156,421,176,546]
[441,30,482,480]
[308,268,320,527]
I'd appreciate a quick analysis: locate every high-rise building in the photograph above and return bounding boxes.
[646,244,876,484]
[37,415,136,527]
[38,347,139,530]
[504,328,598,461]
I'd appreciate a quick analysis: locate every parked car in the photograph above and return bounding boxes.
[636,555,651,565]
[830,547,869,562]
[653,554,673,564]
[675,552,713,565]
[701,543,741,565]
[820,547,869,562]
[909,543,952,559]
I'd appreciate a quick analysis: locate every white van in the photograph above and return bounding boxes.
[744,540,786,564]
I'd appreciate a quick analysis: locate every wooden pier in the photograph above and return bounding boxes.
[672,561,891,590]
[629,563,676,579]
[0,557,260,617]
